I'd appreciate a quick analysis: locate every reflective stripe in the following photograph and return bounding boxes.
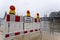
[15,16,20,22]
[10,15,15,21]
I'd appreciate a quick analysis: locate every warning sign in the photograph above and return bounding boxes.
[23,16,33,23]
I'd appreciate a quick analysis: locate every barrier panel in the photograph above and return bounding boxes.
[33,18,40,30]
[23,16,40,32]
[23,16,33,31]
[23,16,40,40]
[4,14,23,40]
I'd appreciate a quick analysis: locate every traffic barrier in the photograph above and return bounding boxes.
[0,12,41,40]
[4,14,40,39]
[32,18,40,30]
[23,16,34,32]
[6,14,23,32]
[4,14,23,39]
[32,13,40,30]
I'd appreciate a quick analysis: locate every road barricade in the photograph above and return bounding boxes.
[4,14,23,40]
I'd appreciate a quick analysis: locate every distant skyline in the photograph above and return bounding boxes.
[0,0,60,18]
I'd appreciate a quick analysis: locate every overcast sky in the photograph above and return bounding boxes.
[0,0,60,18]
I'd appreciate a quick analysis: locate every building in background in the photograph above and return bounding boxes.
[49,11,60,17]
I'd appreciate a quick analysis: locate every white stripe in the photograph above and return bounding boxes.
[10,33,14,38]
[10,15,15,21]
